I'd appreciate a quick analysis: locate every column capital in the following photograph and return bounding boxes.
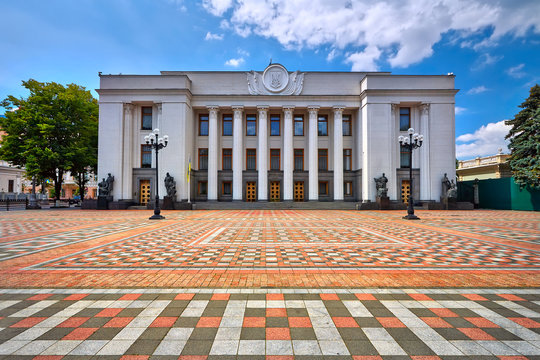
[307,106,320,116]
[390,103,399,116]
[282,105,295,112]
[156,103,162,115]
[231,105,244,111]
[332,105,346,113]
[206,105,219,114]
[420,103,430,116]
[257,105,269,115]
[123,103,134,115]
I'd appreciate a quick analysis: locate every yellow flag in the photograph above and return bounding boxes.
[187,158,191,182]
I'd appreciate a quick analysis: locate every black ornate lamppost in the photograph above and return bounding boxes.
[144,129,168,220]
[398,128,423,220]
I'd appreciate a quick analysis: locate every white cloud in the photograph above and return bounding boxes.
[456,120,511,159]
[203,0,233,16]
[202,0,540,70]
[205,31,224,40]
[166,0,186,11]
[507,63,526,78]
[467,85,489,94]
[225,57,245,67]
[327,48,338,62]
[237,48,250,57]
[455,106,466,115]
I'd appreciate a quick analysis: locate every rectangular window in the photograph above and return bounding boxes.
[400,145,411,168]
[270,148,280,170]
[246,115,257,136]
[198,148,208,170]
[222,115,233,136]
[318,149,328,171]
[199,115,209,136]
[342,115,352,136]
[198,181,208,195]
[400,107,411,131]
[222,181,232,195]
[222,148,232,170]
[294,116,304,136]
[8,180,14,193]
[318,116,328,136]
[141,144,152,168]
[343,149,352,171]
[270,115,280,136]
[294,149,304,171]
[246,149,257,170]
[319,181,328,196]
[142,106,152,130]
[344,181,352,196]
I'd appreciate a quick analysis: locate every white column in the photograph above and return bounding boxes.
[308,106,319,200]
[122,104,133,200]
[333,106,345,200]
[282,106,294,201]
[207,106,219,200]
[419,103,431,200]
[257,106,269,200]
[232,106,244,200]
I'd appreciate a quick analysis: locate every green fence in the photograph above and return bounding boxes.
[459,177,540,211]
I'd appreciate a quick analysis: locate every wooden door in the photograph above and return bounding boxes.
[401,180,410,204]
[246,182,256,202]
[140,180,151,205]
[294,181,304,202]
[270,181,280,202]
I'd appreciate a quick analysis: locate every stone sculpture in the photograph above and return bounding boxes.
[164,172,177,198]
[374,173,388,198]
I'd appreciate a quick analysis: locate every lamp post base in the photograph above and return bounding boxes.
[402,214,420,220]
[149,214,165,220]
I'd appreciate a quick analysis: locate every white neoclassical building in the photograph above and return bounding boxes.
[97,64,457,207]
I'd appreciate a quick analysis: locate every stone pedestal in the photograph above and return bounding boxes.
[162,196,175,210]
[376,196,390,210]
[97,196,112,210]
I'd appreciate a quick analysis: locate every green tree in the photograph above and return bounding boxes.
[505,84,540,189]
[0,79,98,200]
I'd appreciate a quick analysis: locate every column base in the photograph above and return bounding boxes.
[402,214,420,220]
[149,214,165,220]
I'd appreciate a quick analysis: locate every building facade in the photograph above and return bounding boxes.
[457,150,511,181]
[97,64,457,205]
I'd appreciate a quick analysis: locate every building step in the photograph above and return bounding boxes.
[193,201,359,210]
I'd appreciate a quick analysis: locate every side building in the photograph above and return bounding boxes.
[97,64,457,206]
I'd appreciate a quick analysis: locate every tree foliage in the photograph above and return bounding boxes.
[505,84,540,189]
[0,79,98,199]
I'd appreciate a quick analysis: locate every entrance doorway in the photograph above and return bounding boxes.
[294,181,304,201]
[401,180,410,204]
[140,180,151,205]
[270,181,280,202]
[246,182,256,202]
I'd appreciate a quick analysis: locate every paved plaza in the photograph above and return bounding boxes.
[0,209,538,359]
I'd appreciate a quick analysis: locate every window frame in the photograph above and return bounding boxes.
[198,181,208,196]
[246,115,257,136]
[294,148,304,171]
[318,181,329,196]
[246,148,257,170]
[222,181,232,196]
[342,115,352,136]
[318,115,328,136]
[198,148,208,170]
[199,114,209,136]
[294,115,304,136]
[222,115,233,136]
[399,107,411,132]
[141,144,152,168]
[400,145,411,168]
[270,148,281,171]
[222,148,232,170]
[344,181,353,196]
[343,148,352,171]
[270,115,281,136]
[141,106,153,130]
[318,148,328,171]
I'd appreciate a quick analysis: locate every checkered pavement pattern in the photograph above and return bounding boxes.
[0,289,538,359]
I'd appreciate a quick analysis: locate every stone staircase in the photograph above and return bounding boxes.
[193,201,359,210]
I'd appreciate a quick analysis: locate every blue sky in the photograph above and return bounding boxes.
[1,0,539,159]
